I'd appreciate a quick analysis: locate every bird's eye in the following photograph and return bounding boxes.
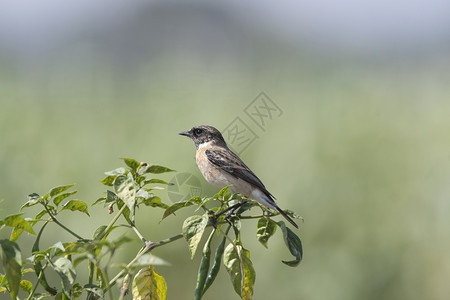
[194,128,203,135]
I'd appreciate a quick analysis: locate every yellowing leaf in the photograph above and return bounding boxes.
[132,266,167,300]
[223,243,255,300]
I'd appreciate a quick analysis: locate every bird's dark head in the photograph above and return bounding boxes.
[179,125,227,149]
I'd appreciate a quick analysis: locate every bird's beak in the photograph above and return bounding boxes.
[179,131,190,137]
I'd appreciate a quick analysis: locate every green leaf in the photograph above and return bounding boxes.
[19,279,32,294]
[277,221,303,267]
[240,248,255,300]
[21,193,41,210]
[91,197,106,206]
[93,225,117,241]
[35,210,48,220]
[144,165,175,174]
[143,179,171,185]
[32,223,57,295]
[3,214,35,235]
[114,173,137,218]
[10,228,24,242]
[256,217,277,248]
[61,200,90,216]
[106,190,117,203]
[51,257,76,292]
[223,243,242,297]
[132,266,167,300]
[223,243,255,300]
[49,184,75,198]
[116,200,133,226]
[217,186,231,198]
[121,158,141,172]
[141,195,169,209]
[53,191,77,206]
[162,201,194,219]
[0,240,22,299]
[182,214,209,260]
[100,175,116,187]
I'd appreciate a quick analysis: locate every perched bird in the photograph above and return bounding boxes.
[179,125,298,228]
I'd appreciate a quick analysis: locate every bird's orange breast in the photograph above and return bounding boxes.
[195,147,255,197]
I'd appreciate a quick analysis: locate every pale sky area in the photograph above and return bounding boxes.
[0,0,449,58]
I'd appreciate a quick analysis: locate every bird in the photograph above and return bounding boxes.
[179,125,298,228]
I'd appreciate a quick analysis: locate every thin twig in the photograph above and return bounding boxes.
[42,201,84,240]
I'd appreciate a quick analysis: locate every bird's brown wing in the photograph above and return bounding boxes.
[205,147,274,198]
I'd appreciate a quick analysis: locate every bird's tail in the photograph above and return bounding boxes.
[273,205,299,229]
[253,189,299,229]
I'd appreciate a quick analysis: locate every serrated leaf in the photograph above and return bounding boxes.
[3,214,35,235]
[114,173,136,218]
[182,214,209,260]
[49,184,75,198]
[0,239,22,299]
[223,243,255,300]
[52,257,76,292]
[132,266,167,300]
[121,158,141,172]
[53,191,77,206]
[61,200,90,216]
[278,221,303,267]
[144,165,175,174]
[256,217,277,248]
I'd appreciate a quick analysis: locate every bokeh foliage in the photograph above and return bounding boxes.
[1,26,450,299]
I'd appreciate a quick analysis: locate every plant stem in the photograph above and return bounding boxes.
[105,233,184,292]
[42,201,84,240]
[131,223,146,243]
[96,204,127,241]
[26,266,45,300]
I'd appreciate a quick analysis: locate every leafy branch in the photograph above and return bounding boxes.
[0,158,303,300]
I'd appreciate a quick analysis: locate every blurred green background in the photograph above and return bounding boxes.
[1,1,450,299]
